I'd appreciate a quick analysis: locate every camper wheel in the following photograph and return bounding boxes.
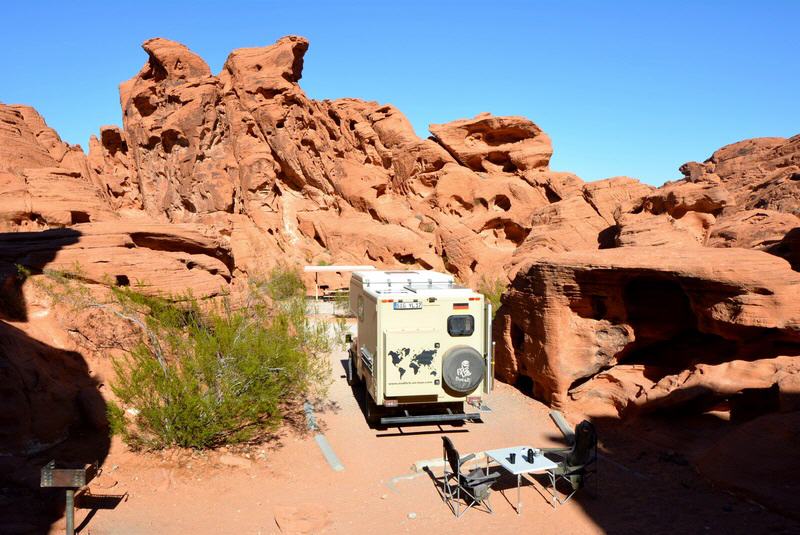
[365,398,379,425]
[362,386,381,426]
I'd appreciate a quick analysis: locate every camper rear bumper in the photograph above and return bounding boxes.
[379,411,482,425]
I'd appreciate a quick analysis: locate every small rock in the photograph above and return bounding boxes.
[407,512,417,519]
[91,474,118,489]
[274,504,331,533]
[219,454,253,469]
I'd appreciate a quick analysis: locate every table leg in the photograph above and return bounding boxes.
[517,474,521,514]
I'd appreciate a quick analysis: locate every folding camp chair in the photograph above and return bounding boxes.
[441,436,500,518]
[542,420,598,505]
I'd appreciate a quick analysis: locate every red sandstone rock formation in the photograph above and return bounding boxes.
[6,36,622,291]
[492,133,800,418]
[495,247,800,415]
[429,113,553,173]
[1,35,799,428]
[6,36,796,297]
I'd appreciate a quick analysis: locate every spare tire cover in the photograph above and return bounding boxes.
[442,346,485,394]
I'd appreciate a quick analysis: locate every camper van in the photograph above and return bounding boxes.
[346,270,493,426]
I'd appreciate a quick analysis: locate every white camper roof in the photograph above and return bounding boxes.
[352,270,477,299]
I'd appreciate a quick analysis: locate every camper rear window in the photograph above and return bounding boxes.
[447,315,474,337]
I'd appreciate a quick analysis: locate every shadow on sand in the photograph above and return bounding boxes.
[562,410,800,534]
[416,385,800,532]
[0,228,112,534]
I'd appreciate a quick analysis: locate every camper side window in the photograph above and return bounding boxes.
[447,315,474,337]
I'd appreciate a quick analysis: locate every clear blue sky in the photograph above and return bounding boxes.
[2,1,797,185]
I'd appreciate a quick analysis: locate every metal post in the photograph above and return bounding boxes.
[65,488,75,535]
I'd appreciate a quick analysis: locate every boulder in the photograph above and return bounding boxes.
[616,211,713,248]
[495,247,800,408]
[708,209,799,250]
[430,113,553,173]
[0,222,233,298]
[512,196,608,257]
[0,105,72,173]
[582,176,653,226]
[683,136,800,216]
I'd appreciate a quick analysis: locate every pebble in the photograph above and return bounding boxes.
[407,512,417,519]
[219,454,253,469]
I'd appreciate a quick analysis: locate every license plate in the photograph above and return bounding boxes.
[393,301,422,310]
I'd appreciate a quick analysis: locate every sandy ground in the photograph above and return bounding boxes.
[51,323,799,535]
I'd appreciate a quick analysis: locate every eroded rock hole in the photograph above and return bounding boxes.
[621,277,736,375]
[543,185,561,203]
[504,222,529,245]
[597,225,620,249]
[133,94,158,117]
[514,374,535,396]
[70,211,91,224]
[493,195,512,211]
[394,253,416,265]
[511,321,525,354]
[115,275,130,287]
[624,278,696,342]
[591,295,607,320]
[257,87,282,101]
[100,129,128,155]
[313,231,326,248]
[143,135,161,150]
[162,129,188,153]
[486,151,510,165]
[142,53,167,82]
[182,198,197,213]
[483,127,533,146]
[327,109,341,126]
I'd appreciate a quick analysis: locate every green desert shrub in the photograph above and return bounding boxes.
[108,266,331,449]
[478,276,507,318]
[263,264,307,301]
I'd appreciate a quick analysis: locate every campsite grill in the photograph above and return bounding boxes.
[41,460,98,535]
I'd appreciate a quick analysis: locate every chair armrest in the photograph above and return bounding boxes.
[540,447,571,453]
[464,471,500,485]
[458,453,476,466]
